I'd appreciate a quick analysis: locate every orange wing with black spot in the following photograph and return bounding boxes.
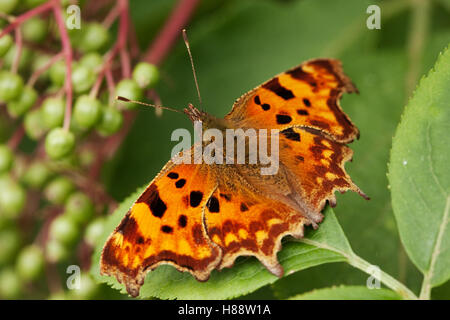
[204,183,306,277]
[226,59,359,143]
[100,162,221,297]
[278,127,368,213]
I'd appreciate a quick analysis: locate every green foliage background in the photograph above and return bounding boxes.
[94,0,450,299]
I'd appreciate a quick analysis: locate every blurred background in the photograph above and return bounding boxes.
[0,0,449,299]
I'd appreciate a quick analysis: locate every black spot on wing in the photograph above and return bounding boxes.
[261,103,270,111]
[287,67,317,88]
[206,196,220,213]
[138,185,167,218]
[281,128,301,141]
[167,172,179,179]
[263,77,295,100]
[303,98,311,107]
[178,215,187,228]
[190,191,203,207]
[276,114,292,125]
[175,179,186,188]
[161,225,173,234]
[297,109,309,116]
[240,203,249,212]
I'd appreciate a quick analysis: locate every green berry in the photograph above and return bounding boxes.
[10,155,26,181]
[0,0,18,13]
[7,86,37,118]
[71,64,95,94]
[31,54,52,81]
[115,79,143,110]
[73,95,102,129]
[65,192,94,225]
[24,109,47,140]
[41,97,65,129]
[0,268,22,299]
[45,239,69,263]
[0,31,13,57]
[0,144,13,174]
[80,23,109,53]
[22,161,52,189]
[45,128,75,160]
[22,17,47,43]
[49,60,66,87]
[16,245,44,281]
[78,149,95,168]
[0,71,23,103]
[49,214,79,246]
[79,52,103,71]
[96,107,123,136]
[0,176,26,218]
[84,217,105,247]
[0,227,21,266]
[44,176,75,205]
[132,62,159,89]
[3,45,33,71]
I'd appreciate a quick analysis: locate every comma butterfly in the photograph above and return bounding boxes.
[100,57,368,297]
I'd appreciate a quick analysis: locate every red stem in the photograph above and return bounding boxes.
[90,0,131,98]
[105,68,115,105]
[27,51,64,87]
[0,0,54,39]
[118,0,131,78]
[52,2,73,131]
[143,0,200,65]
[11,28,22,74]
[7,125,25,151]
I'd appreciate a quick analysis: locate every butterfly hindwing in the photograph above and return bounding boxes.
[278,126,368,211]
[204,182,307,277]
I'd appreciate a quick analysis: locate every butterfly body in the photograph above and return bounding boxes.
[101,58,368,297]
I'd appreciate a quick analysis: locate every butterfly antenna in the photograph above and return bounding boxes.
[116,96,182,114]
[182,29,202,107]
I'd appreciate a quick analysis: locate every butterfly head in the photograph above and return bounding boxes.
[184,103,223,130]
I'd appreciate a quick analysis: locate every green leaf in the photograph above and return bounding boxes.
[388,45,450,291]
[288,285,402,300]
[91,197,351,299]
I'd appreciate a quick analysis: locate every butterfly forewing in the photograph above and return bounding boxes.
[226,59,359,143]
[100,162,221,297]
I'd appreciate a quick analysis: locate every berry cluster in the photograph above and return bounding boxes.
[0,0,159,299]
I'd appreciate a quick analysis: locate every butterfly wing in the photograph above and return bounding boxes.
[100,161,221,297]
[278,127,368,213]
[226,58,359,143]
[203,179,307,277]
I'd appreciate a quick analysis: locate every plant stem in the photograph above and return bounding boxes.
[11,27,22,74]
[405,0,431,99]
[52,1,73,132]
[301,238,418,300]
[0,0,54,39]
[118,0,131,78]
[347,252,418,300]
[27,51,64,87]
[7,125,25,151]
[419,196,450,299]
